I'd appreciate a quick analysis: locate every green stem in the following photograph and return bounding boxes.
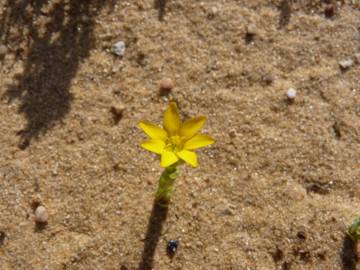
[155,164,179,206]
[348,217,360,241]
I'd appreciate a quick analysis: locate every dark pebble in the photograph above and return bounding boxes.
[324,4,335,18]
[0,231,6,245]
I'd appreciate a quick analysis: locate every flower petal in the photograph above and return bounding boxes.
[163,102,181,135]
[183,134,215,150]
[180,116,206,139]
[177,150,198,167]
[138,121,168,140]
[141,139,166,154]
[161,150,179,167]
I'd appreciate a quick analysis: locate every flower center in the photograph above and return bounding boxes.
[166,135,183,152]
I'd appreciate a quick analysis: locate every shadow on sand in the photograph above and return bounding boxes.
[0,0,112,149]
[138,201,169,270]
[341,234,358,270]
[154,0,167,21]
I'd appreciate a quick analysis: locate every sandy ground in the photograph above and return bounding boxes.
[0,0,360,269]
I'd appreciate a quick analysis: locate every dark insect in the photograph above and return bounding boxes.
[167,239,179,255]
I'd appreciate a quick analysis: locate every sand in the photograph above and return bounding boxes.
[0,0,360,269]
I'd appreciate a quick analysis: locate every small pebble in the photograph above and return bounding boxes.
[272,247,284,262]
[221,207,234,216]
[0,45,7,58]
[297,230,307,240]
[167,239,179,255]
[229,129,237,138]
[286,88,297,100]
[245,24,257,43]
[207,6,218,19]
[246,24,257,35]
[354,53,360,64]
[0,231,6,245]
[333,121,341,139]
[339,59,354,70]
[110,103,125,124]
[211,6,218,15]
[159,78,174,95]
[113,41,125,57]
[263,74,274,85]
[35,206,48,223]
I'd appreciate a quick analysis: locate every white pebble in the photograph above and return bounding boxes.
[113,41,125,56]
[339,59,354,70]
[286,88,297,99]
[35,206,48,223]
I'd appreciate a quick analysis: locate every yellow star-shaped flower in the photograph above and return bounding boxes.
[139,102,215,167]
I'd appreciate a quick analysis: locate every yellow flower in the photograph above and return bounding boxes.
[139,102,215,167]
